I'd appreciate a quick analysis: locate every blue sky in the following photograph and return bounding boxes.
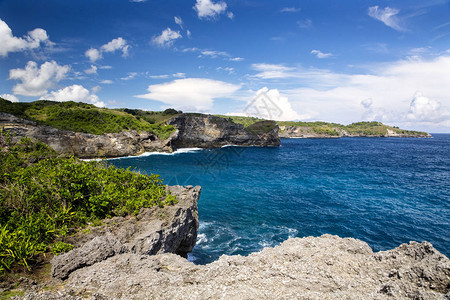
[0,0,449,132]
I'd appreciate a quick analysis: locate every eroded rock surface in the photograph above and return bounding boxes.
[28,235,449,299]
[51,185,200,280]
[167,114,280,148]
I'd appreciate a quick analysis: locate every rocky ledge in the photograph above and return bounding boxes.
[0,112,279,158]
[51,185,200,280]
[20,234,449,299]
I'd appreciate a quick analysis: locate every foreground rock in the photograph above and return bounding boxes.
[24,235,449,299]
[51,185,200,280]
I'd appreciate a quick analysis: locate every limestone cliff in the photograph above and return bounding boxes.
[0,112,173,158]
[167,114,280,148]
[0,112,279,158]
[21,235,449,299]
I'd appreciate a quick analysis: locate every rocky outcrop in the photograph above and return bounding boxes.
[51,185,200,280]
[167,114,280,148]
[23,235,449,299]
[0,112,174,158]
[0,112,280,158]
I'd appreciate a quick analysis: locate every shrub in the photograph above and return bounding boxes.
[0,131,176,274]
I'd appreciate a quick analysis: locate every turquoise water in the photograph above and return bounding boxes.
[110,135,450,264]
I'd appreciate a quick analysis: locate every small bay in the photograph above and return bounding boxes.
[110,135,450,264]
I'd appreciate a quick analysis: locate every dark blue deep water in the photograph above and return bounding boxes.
[110,135,450,264]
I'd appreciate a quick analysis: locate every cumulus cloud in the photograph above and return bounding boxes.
[135,78,241,111]
[9,61,70,96]
[0,94,19,102]
[152,28,182,47]
[85,48,102,63]
[406,92,449,123]
[85,37,129,62]
[255,55,450,130]
[100,37,129,57]
[368,6,405,32]
[0,19,52,57]
[311,49,333,59]
[241,87,305,121]
[41,84,105,107]
[193,0,231,20]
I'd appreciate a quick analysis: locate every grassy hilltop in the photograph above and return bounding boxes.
[217,115,429,137]
[0,98,178,139]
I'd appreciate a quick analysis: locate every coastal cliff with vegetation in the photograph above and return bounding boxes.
[0,99,280,158]
[1,98,447,299]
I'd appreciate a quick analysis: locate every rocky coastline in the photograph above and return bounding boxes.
[279,125,432,138]
[0,112,280,159]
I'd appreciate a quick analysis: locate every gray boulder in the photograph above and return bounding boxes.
[50,185,200,280]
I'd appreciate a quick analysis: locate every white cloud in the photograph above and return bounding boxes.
[254,55,450,130]
[41,84,105,107]
[368,6,405,32]
[194,0,229,20]
[84,65,98,74]
[172,72,186,78]
[200,50,229,58]
[0,19,51,57]
[186,30,192,38]
[311,49,333,59]
[251,63,296,79]
[227,12,234,19]
[174,16,184,29]
[0,94,19,102]
[136,78,241,112]
[152,28,182,47]
[9,60,70,96]
[406,92,449,123]
[120,72,138,80]
[216,67,234,74]
[230,57,244,62]
[100,79,113,84]
[85,48,102,62]
[297,19,312,29]
[149,74,170,79]
[85,37,129,62]
[280,7,300,13]
[242,87,305,121]
[100,37,129,57]
[149,73,185,79]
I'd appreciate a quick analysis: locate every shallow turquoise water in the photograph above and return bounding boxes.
[110,135,450,264]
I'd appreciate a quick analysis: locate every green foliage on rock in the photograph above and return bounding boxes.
[0,130,176,274]
[0,98,175,139]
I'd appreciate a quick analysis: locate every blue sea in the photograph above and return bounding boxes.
[110,135,450,264]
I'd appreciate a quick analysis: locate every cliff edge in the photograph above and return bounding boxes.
[20,235,449,299]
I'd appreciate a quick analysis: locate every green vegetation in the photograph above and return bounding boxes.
[218,115,427,137]
[0,130,176,275]
[0,98,176,139]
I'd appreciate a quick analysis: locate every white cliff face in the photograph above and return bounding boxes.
[23,234,449,299]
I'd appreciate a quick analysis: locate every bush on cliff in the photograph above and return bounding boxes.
[0,130,176,274]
